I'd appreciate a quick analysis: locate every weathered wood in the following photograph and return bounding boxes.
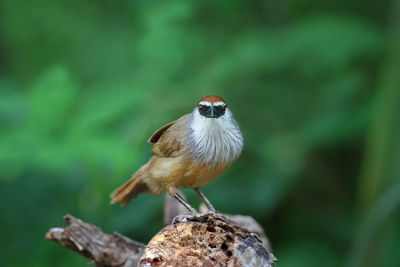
[46,213,276,267]
[140,213,276,267]
[46,215,145,267]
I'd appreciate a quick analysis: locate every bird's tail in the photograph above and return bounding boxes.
[110,168,149,206]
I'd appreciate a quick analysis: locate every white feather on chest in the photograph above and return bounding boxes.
[188,108,243,168]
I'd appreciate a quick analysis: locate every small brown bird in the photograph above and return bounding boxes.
[110,95,243,213]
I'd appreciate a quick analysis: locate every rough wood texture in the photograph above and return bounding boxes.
[47,213,276,267]
[140,213,276,267]
[46,215,146,267]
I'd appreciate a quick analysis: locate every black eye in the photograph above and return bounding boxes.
[198,105,208,112]
[215,105,226,113]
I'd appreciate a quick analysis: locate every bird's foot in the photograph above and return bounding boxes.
[172,213,199,224]
[172,211,227,224]
[203,211,227,222]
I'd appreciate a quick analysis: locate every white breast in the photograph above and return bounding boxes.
[188,108,243,168]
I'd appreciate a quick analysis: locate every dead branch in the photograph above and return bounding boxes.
[46,213,276,267]
[46,215,145,267]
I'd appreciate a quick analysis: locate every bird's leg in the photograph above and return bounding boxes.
[173,193,197,214]
[194,188,216,213]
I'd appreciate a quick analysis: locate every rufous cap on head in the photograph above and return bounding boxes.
[198,95,227,106]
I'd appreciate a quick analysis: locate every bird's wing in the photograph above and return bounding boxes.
[148,114,190,157]
[148,121,176,144]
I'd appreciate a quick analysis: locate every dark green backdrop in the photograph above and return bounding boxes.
[1,0,399,266]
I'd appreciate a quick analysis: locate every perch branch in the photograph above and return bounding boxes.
[46,215,145,267]
[46,213,276,267]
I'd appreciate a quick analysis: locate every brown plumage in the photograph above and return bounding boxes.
[110,96,243,211]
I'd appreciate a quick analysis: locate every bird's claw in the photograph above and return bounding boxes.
[172,213,197,224]
[204,211,227,222]
[172,211,227,224]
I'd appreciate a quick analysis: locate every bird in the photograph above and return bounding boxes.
[110,95,244,213]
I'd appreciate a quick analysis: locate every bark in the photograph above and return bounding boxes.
[46,215,146,267]
[46,212,276,267]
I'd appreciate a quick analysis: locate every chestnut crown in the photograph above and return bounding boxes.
[197,95,227,119]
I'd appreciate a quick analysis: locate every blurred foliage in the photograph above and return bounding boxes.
[0,0,399,266]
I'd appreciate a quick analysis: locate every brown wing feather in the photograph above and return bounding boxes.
[152,136,181,156]
[150,114,190,157]
[148,121,176,143]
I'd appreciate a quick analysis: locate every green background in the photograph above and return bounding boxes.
[1,0,399,266]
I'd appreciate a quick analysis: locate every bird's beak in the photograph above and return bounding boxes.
[210,106,215,118]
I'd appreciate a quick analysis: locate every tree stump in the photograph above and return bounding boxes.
[46,213,276,267]
[140,213,276,267]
